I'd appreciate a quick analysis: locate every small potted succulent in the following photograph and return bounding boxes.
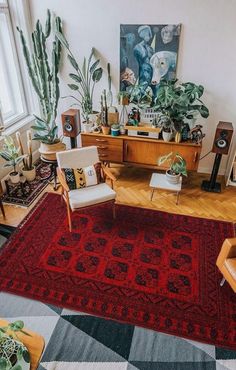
[158,152,187,184]
[16,131,36,182]
[0,320,30,370]
[0,136,26,184]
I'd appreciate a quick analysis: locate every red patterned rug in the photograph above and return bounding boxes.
[0,193,235,349]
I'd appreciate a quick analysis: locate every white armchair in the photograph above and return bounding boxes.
[56,146,116,231]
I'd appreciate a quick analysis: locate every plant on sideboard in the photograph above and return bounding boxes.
[153,79,209,138]
[0,320,30,370]
[17,10,66,158]
[158,151,187,184]
[0,136,26,184]
[56,31,103,126]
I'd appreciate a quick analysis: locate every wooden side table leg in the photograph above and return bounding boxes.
[176,191,180,205]
[52,163,58,191]
[0,199,6,218]
[150,188,155,201]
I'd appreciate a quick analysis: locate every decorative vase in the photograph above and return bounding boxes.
[166,169,180,184]
[162,131,173,142]
[88,111,99,125]
[119,125,126,135]
[111,127,120,136]
[101,126,111,135]
[39,141,66,161]
[9,172,20,184]
[21,166,36,182]
[83,122,93,133]
[175,132,182,143]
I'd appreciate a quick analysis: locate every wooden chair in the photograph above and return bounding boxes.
[56,146,116,231]
[216,238,236,292]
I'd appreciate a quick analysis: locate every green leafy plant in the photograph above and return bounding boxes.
[0,320,30,370]
[118,82,152,108]
[153,79,209,132]
[16,131,33,171]
[17,10,63,144]
[158,152,187,176]
[55,31,103,123]
[0,136,26,174]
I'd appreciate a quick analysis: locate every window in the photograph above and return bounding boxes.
[0,0,27,128]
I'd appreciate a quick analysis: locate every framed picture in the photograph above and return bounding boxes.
[120,24,181,99]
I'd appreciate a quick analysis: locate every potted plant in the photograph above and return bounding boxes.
[16,131,36,182]
[99,90,110,135]
[0,320,30,370]
[17,10,66,160]
[118,91,130,106]
[157,152,187,184]
[156,113,174,141]
[0,136,27,184]
[55,31,103,130]
[153,79,209,141]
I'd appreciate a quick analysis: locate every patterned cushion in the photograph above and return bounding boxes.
[63,163,102,190]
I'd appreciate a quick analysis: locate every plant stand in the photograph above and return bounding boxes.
[149,173,182,205]
[5,176,27,197]
[40,156,59,191]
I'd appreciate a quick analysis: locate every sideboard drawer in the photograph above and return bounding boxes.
[81,134,123,162]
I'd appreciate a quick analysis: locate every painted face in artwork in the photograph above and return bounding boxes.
[121,67,136,86]
[138,25,152,43]
[161,25,175,44]
[150,51,177,85]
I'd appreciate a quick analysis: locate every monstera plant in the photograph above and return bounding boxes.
[17,10,66,159]
[153,79,209,133]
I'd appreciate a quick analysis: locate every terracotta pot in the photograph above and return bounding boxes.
[21,166,36,182]
[119,96,129,105]
[39,141,66,161]
[101,126,111,135]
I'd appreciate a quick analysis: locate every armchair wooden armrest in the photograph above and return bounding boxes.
[216,238,236,268]
[57,168,70,192]
[101,165,117,189]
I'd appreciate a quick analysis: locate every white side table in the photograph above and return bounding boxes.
[149,173,182,205]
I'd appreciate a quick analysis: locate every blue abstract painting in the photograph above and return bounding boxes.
[120,24,181,98]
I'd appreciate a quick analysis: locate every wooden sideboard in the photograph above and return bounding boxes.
[81,133,202,171]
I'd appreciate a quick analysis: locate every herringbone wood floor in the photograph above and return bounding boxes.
[0,165,236,227]
[113,166,236,222]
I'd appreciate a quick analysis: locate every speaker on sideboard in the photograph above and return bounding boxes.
[212,121,233,155]
[61,109,81,138]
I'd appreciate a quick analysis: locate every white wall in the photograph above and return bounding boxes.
[29,0,236,174]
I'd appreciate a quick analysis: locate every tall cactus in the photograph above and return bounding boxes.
[17,10,62,144]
